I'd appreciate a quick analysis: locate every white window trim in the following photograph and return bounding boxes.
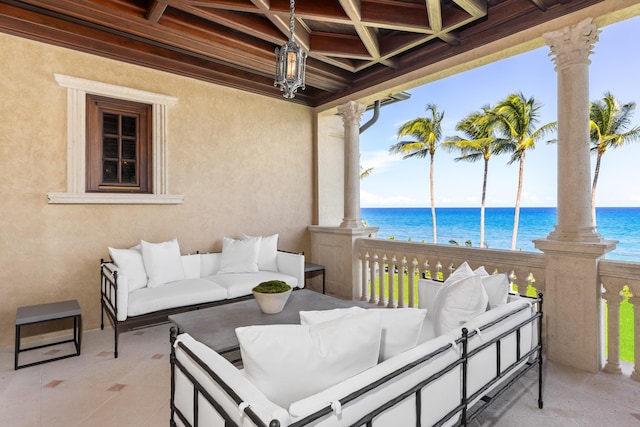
[48,73,183,204]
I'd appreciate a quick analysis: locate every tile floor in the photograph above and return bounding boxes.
[1,323,640,426]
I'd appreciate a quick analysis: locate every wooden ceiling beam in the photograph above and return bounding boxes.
[453,0,488,18]
[180,0,263,14]
[173,4,284,45]
[338,0,381,60]
[146,0,169,23]
[425,0,443,32]
[529,0,550,11]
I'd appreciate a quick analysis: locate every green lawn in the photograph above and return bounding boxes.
[371,273,635,363]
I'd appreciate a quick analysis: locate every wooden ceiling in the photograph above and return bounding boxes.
[0,0,601,107]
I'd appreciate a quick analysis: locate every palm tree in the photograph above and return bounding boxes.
[360,166,374,179]
[589,92,640,225]
[443,108,509,248]
[389,104,444,244]
[482,93,556,250]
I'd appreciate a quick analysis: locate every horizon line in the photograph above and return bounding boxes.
[361,206,640,209]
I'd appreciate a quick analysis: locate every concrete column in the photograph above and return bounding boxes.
[337,101,366,228]
[534,18,616,373]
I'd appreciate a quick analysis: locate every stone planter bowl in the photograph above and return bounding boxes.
[252,289,292,314]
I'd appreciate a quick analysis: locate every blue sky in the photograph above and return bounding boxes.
[360,16,640,208]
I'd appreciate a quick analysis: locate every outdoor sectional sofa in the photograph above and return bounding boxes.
[100,236,304,358]
[169,262,543,427]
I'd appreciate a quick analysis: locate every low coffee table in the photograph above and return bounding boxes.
[169,289,366,355]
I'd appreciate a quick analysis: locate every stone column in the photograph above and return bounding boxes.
[534,18,616,373]
[337,101,366,228]
[545,18,601,243]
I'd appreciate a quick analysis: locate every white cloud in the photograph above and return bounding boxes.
[360,150,403,174]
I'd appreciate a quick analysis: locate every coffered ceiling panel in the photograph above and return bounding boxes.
[0,0,602,107]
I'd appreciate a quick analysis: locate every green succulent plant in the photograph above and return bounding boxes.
[252,280,291,294]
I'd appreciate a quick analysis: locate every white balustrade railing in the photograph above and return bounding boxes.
[355,237,546,308]
[599,259,640,381]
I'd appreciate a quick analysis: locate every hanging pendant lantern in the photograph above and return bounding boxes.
[274,0,307,99]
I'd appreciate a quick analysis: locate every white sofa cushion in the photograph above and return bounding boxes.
[108,245,147,292]
[432,262,488,336]
[244,233,279,272]
[140,238,185,287]
[127,278,227,317]
[300,307,426,362]
[209,271,299,299]
[236,310,382,408]
[219,236,261,274]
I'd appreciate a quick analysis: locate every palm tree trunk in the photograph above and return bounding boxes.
[480,158,488,248]
[429,154,437,244]
[591,152,603,227]
[511,153,525,250]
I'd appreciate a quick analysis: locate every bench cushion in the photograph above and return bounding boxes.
[208,271,299,299]
[127,278,227,317]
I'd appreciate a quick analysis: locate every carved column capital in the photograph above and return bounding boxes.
[337,101,366,126]
[544,18,600,70]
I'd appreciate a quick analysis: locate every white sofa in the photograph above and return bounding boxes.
[169,290,543,427]
[101,237,305,358]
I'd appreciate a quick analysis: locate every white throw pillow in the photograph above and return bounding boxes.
[243,233,279,271]
[473,265,489,277]
[480,273,510,308]
[140,238,185,288]
[300,307,426,362]
[417,279,442,317]
[219,236,261,274]
[237,310,382,408]
[108,245,148,292]
[432,262,488,336]
[473,266,510,308]
[181,254,201,280]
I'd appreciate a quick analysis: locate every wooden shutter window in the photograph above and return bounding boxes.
[86,95,152,193]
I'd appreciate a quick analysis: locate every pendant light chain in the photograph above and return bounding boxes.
[289,0,295,42]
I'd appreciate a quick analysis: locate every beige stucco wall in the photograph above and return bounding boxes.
[0,33,314,346]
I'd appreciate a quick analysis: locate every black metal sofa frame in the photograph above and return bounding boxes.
[100,260,252,358]
[169,293,544,427]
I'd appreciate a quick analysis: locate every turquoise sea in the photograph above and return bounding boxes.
[360,207,640,262]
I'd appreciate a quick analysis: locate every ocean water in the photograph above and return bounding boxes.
[360,207,640,262]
